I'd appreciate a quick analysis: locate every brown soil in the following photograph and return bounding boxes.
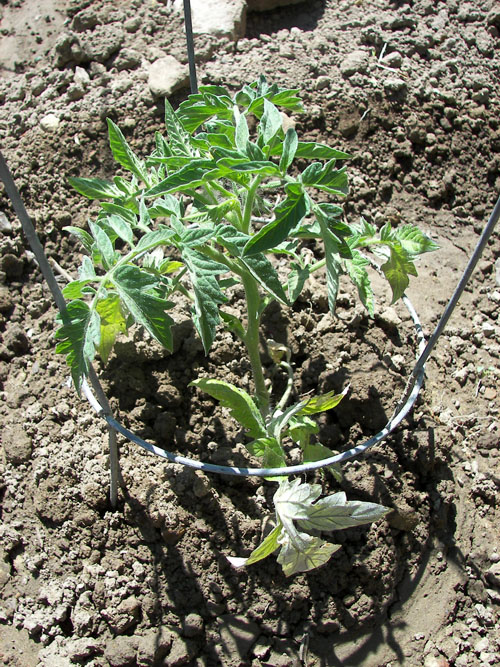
[0,0,499,665]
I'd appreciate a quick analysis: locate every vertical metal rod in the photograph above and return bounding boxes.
[0,150,120,509]
[411,194,500,379]
[183,0,199,94]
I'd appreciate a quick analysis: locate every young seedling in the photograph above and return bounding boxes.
[56,77,438,575]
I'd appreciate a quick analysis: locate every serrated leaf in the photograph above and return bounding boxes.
[135,226,176,253]
[302,161,349,195]
[271,141,351,161]
[381,245,417,303]
[191,378,266,438]
[79,256,97,281]
[315,208,342,314]
[259,98,283,146]
[113,265,174,350]
[68,176,122,200]
[182,249,228,352]
[55,300,100,392]
[144,160,218,198]
[279,127,298,173]
[96,294,128,363]
[227,524,282,568]
[298,387,348,416]
[235,113,250,153]
[297,493,389,532]
[104,213,134,245]
[177,92,233,133]
[89,220,116,270]
[107,118,148,184]
[395,225,440,256]
[164,99,192,155]
[274,478,322,521]
[64,226,94,254]
[277,531,341,577]
[100,203,138,226]
[345,251,374,316]
[62,280,93,299]
[243,192,308,256]
[216,159,281,177]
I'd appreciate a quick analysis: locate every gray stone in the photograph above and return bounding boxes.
[384,77,407,96]
[40,113,60,132]
[114,48,142,71]
[340,50,369,77]
[80,25,124,64]
[174,0,246,41]
[2,424,33,464]
[66,637,103,662]
[182,613,204,637]
[0,286,13,312]
[166,634,196,666]
[148,56,189,98]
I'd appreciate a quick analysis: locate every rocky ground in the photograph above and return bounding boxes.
[0,0,499,665]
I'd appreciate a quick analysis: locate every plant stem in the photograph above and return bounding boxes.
[241,272,271,420]
[242,175,262,234]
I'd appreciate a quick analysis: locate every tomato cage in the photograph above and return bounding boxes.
[1,0,499,506]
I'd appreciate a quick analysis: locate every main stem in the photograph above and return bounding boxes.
[241,272,271,420]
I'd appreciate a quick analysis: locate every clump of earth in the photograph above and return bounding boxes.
[0,0,499,665]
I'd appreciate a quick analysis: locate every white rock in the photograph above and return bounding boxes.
[40,113,60,132]
[148,56,189,97]
[174,0,246,41]
[74,66,90,87]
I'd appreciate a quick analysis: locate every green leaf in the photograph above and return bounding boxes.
[182,249,228,352]
[103,213,134,245]
[100,203,138,226]
[271,141,351,161]
[227,524,282,568]
[298,387,348,416]
[191,378,266,438]
[315,208,342,314]
[216,159,281,177]
[259,98,283,146]
[107,119,148,184]
[235,113,250,153]
[164,99,192,155]
[302,161,349,195]
[89,220,116,270]
[96,294,128,363]
[345,251,374,316]
[177,92,233,133]
[220,311,245,339]
[79,256,97,280]
[302,443,342,481]
[274,477,322,521]
[68,176,122,200]
[297,492,389,532]
[243,192,308,256]
[55,300,101,393]
[64,226,94,254]
[113,265,174,350]
[381,245,417,303]
[279,127,298,173]
[395,225,440,256]
[277,531,341,577]
[144,160,218,198]
[287,262,310,303]
[216,225,288,304]
[135,226,176,253]
[62,280,94,300]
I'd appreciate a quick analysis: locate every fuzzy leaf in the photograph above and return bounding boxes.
[107,119,148,184]
[287,262,310,303]
[191,378,266,438]
[96,294,128,363]
[395,225,440,256]
[113,265,174,350]
[277,531,341,577]
[345,251,374,316]
[164,99,192,155]
[243,192,308,256]
[297,493,389,532]
[182,249,228,352]
[227,525,282,568]
[271,141,351,161]
[259,98,283,146]
[279,127,299,173]
[144,160,218,198]
[68,177,122,200]
[316,209,342,314]
[274,478,322,522]
[302,162,349,195]
[55,300,100,392]
[298,387,348,416]
[89,220,116,270]
[381,245,417,303]
[64,226,95,254]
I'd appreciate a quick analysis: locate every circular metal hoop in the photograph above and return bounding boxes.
[82,294,427,477]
